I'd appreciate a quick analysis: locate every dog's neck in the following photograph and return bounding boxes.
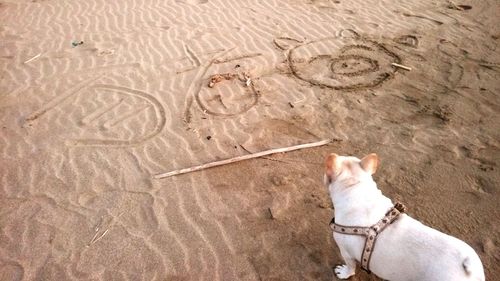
[329,178,393,226]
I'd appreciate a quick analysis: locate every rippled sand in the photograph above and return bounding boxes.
[1,0,499,280]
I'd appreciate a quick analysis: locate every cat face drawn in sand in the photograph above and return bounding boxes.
[277,29,490,93]
[271,30,490,127]
[273,29,489,114]
[275,30,412,91]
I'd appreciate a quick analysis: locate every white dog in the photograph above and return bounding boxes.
[324,153,485,281]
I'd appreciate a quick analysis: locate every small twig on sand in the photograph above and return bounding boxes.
[243,72,252,87]
[87,231,101,246]
[86,212,124,247]
[391,63,412,71]
[447,0,464,10]
[89,229,109,245]
[208,73,237,88]
[24,53,41,64]
[153,139,332,179]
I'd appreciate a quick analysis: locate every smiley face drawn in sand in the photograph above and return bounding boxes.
[26,70,166,147]
[180,47,263,121]
[195,72,259,117]
[286,35,402,91]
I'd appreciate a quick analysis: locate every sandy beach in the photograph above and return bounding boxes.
[1,0,499,280]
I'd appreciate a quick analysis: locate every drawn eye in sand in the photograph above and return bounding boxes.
[288,37,402,91]
[181,46,264,122]
[26,76,166,147]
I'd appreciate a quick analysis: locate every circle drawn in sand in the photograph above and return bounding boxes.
[288,37,402,91]
[196,76,258,117]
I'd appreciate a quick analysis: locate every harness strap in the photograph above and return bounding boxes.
[329,203,406,272]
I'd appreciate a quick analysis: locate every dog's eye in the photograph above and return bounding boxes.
[324,175,333,185]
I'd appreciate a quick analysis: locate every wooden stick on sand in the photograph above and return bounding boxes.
[391,63,412,71]
[447,0,464,11]
[24,53,41,64]
[153,139,332,179]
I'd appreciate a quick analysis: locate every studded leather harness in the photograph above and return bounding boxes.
[329,202,406,272]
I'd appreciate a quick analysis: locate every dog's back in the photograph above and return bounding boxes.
[325,153,485,281]
[370,214,485,281]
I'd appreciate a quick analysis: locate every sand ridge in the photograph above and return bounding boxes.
[1,0,499,280]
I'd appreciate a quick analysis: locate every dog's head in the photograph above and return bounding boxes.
[324,153,379,188]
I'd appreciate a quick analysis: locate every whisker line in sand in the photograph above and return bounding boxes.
[153,139,333,179]
[213,53,263,64]
[0,86,30,106]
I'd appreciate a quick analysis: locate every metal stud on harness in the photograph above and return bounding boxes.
[329,202,406,272]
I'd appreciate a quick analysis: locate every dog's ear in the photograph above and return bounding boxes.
[325,153,341,180]
[360,153,379,175]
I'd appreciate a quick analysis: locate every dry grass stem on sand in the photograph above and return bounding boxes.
[391,63,412,71]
